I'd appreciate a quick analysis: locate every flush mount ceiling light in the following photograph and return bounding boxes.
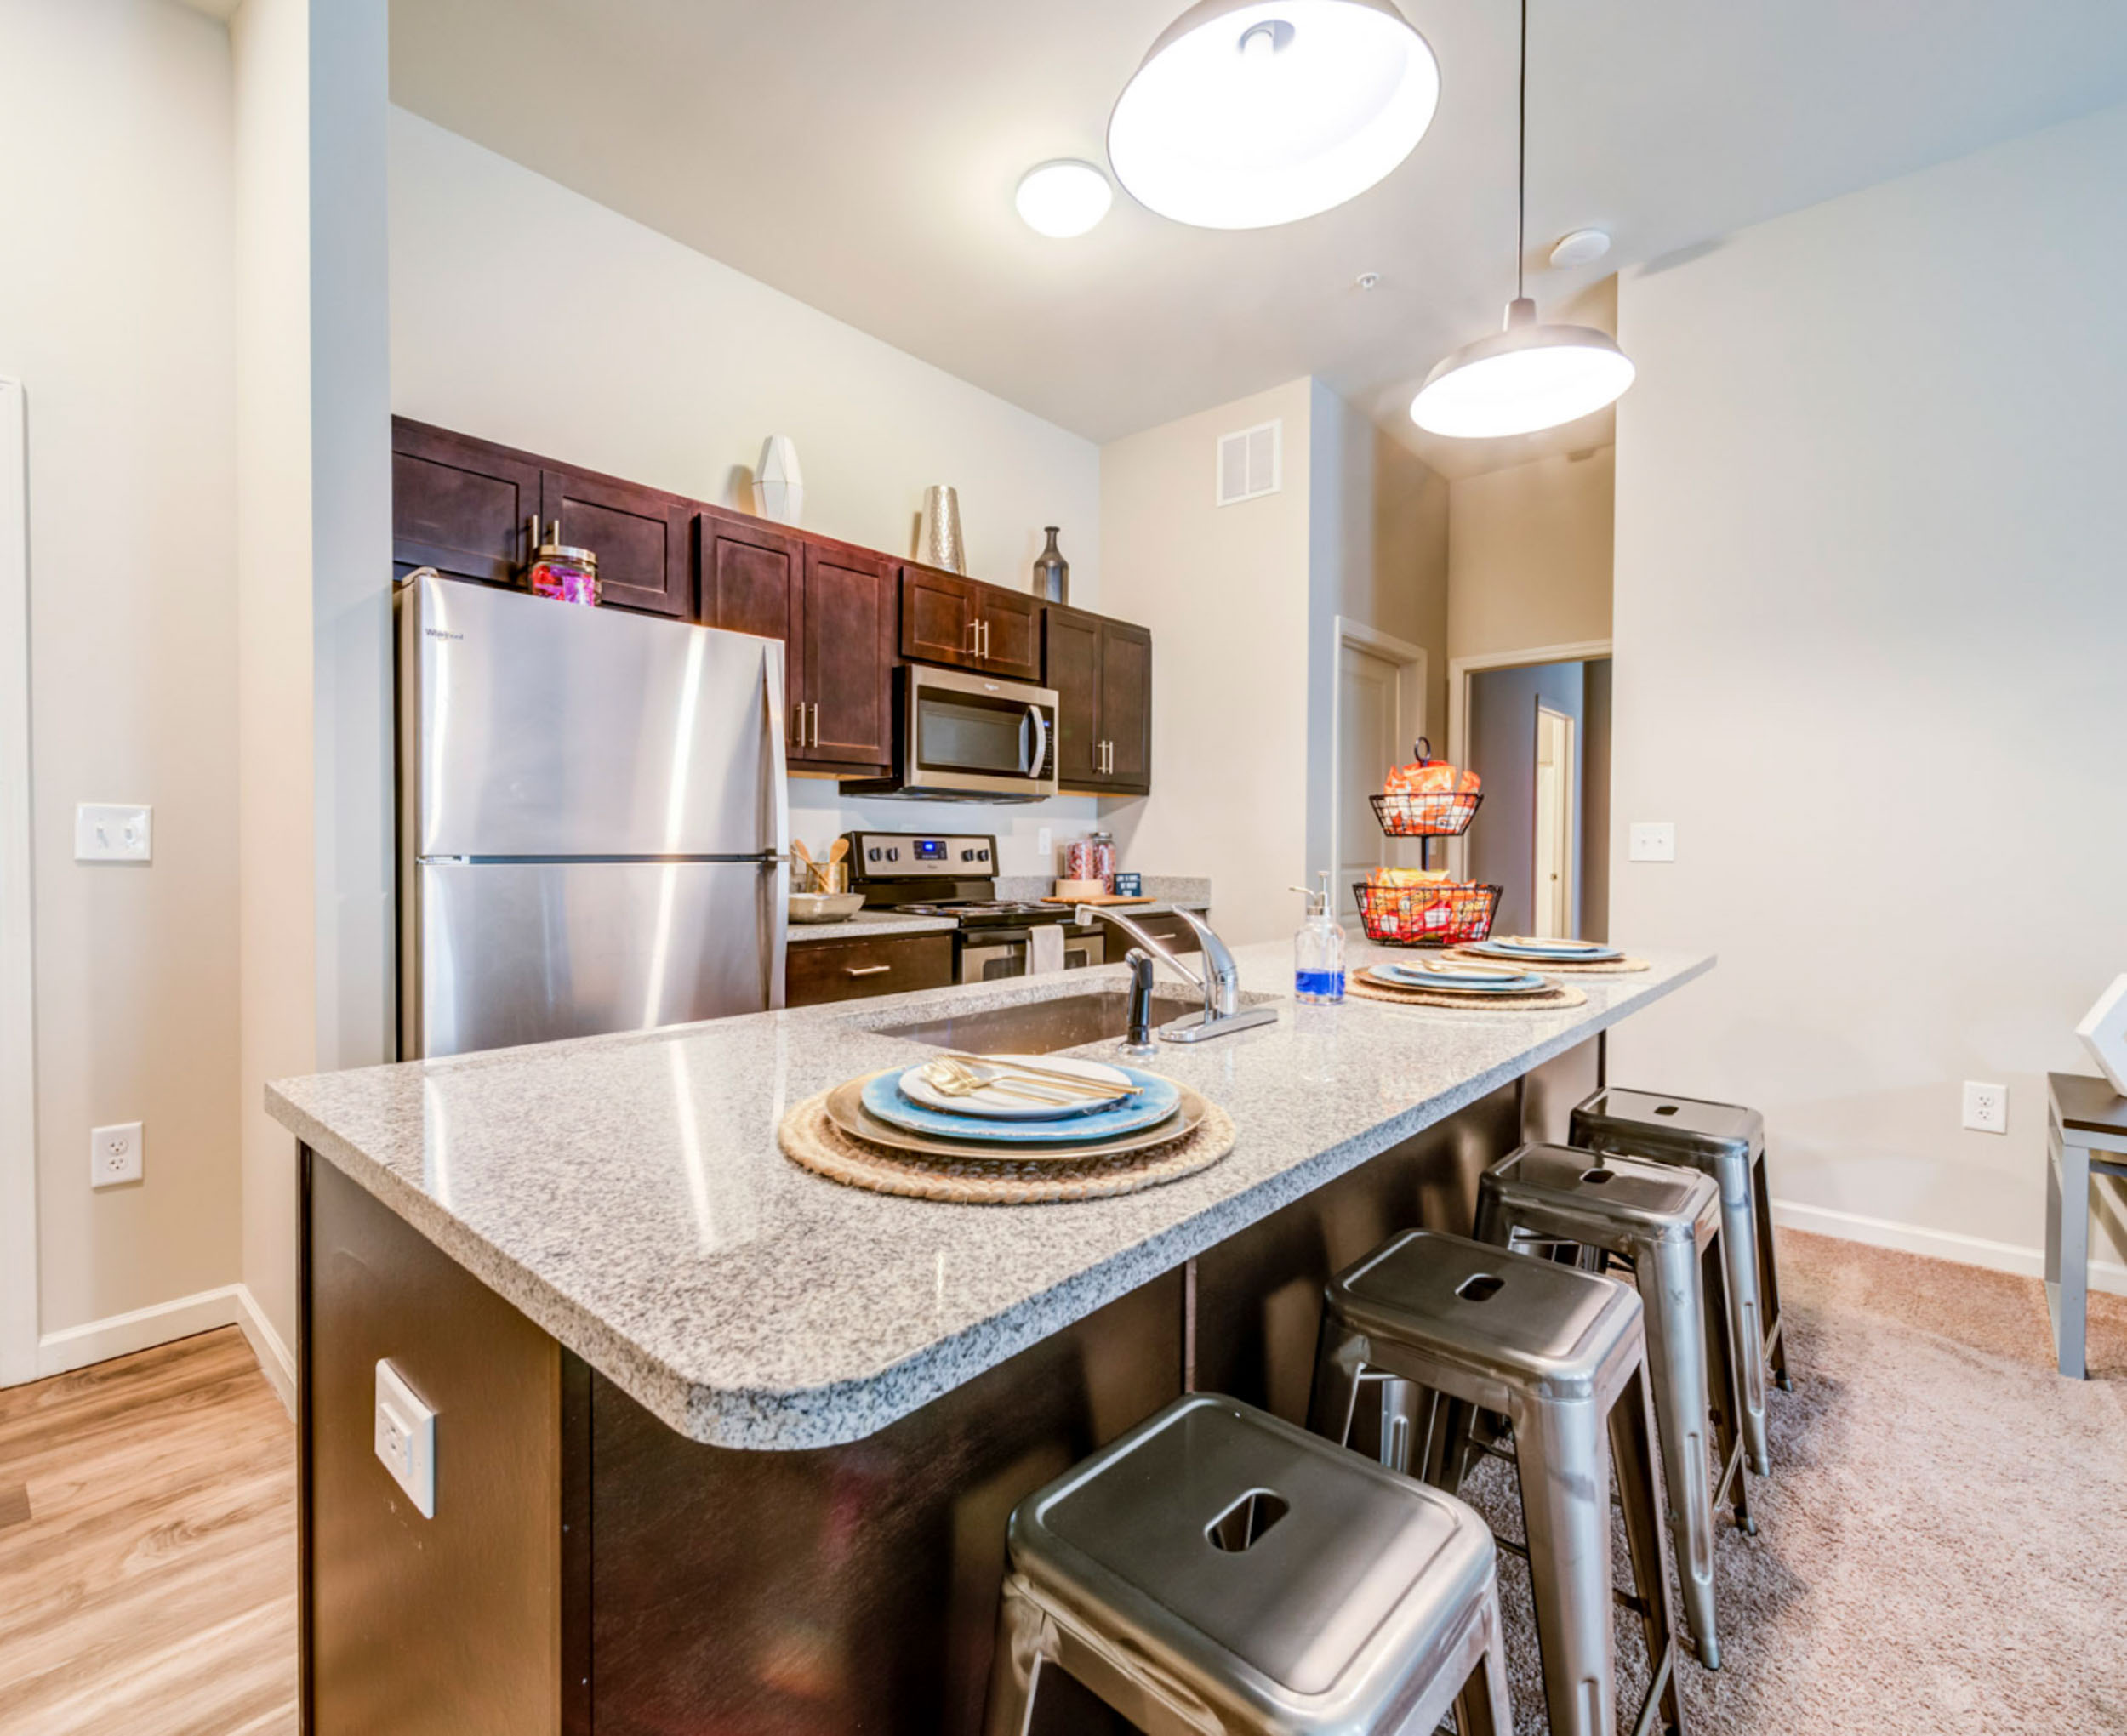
[1108,0,1440,230]
[1411,0,1634,438]
[1016,160,1115,237]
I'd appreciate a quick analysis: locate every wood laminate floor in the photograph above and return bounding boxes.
[0,1328,297,1735]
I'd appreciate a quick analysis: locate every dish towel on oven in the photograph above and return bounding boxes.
[1028,924,1065,975]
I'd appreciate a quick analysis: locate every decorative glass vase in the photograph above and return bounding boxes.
[1033,526,1069,604]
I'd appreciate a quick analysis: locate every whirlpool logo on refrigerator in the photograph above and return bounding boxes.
[424,627,464,640]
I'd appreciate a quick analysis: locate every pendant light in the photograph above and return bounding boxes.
[1410,0,1634,437]
[1109,0,1440,231]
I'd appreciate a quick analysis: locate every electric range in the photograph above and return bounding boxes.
[843,831,1101,982]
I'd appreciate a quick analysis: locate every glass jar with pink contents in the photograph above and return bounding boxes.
[525,518,600,606]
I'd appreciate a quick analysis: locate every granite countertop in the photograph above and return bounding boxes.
[784,909,959,943]
[268,939,1713,1453]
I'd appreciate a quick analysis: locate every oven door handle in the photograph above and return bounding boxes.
[1025,703,1049,780]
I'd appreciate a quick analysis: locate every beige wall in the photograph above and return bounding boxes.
[1611,98,2127,1281]
[0,0,242,1336]
[1100,379,1314,945]
[1446,445,1615,664]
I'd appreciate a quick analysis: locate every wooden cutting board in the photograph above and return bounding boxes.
[1041,894,1156,907]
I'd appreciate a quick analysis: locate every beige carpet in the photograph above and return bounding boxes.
[1453,1230,2127,1733]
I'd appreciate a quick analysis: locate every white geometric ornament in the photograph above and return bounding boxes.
[754,435,803,526]
[2075,974,2127,1096]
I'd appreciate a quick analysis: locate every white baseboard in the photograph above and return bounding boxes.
[1771,1197,2127,1299]
[31,1281,296,1413]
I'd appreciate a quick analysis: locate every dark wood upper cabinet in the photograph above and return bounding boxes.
[699,514,800,644]
[391,418,540,583]
[539,469,692,618]
[796,543,896,773]
[1043,605,1152,796]
[898,564,1041,684]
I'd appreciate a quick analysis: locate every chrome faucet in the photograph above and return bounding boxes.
[1074,906,1278,1044]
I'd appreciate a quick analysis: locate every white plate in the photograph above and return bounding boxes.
[897,1053,1142,1121]
[1468,939,1622,965]
[1367,964,1547,994]
[1488,935,1612,955]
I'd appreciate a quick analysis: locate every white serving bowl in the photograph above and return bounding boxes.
[789,891,866,924]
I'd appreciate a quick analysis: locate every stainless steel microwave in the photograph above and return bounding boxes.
[840,663,1059,803]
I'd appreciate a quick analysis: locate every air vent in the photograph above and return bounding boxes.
[1216,419,1281,506]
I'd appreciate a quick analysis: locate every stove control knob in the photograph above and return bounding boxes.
[887,847,899,861]
[867,847,881,861]
[961,848,976,861]
[977,847,990,862]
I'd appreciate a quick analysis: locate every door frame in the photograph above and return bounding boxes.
[1446,636,1611,881]
[1,378,37,1386]
[1532,703,1577,937]
[1328,618,1427,923]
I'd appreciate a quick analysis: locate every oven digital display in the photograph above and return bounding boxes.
[914,839,947,860]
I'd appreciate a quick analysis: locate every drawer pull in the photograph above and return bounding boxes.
[844,964,893,977]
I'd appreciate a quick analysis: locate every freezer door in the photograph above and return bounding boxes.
[411,860,785,1059]
[406,572,784,859]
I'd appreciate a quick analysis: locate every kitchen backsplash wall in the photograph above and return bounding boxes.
[785,787,1108,881]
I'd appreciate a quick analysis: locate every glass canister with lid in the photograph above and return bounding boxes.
[525,517,600,606]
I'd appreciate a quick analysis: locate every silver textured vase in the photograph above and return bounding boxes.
[1032,526,1069,603]
[918,484,965,574]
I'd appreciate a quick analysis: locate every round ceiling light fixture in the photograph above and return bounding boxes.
[1015,160,1115,237]
[1411,0,1634,438]
[1108,0,1440,230]
[1549,227,1611,269]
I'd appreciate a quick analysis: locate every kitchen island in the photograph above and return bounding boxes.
[270,938,1712,1735]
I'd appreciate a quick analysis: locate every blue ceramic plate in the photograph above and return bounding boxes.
[860,1063,1183,1144]
[1371,960,1547,993]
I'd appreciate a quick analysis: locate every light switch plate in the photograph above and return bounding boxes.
[75,804,152,862]
[374,1359,436,1518]
[89,1121,143,1187]
[1628,822,1676,862]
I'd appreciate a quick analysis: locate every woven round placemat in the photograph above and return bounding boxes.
[1445,948,1650,976]
[1348,971,1588,1012]
[778,1090,1237,1204]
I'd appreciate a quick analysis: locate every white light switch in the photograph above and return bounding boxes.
[89,1121,143,1188]
[75,804,151,862]
[1628,822,1676,862]
[374,1359,436,1518]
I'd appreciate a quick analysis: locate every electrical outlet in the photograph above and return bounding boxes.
[374,1359,436,1518]
[1036,826,1052,863]
[75,804,152,862]
[1628,822,1676,862]
[1962,1081,2008,1136]
[89,1121,143,1187]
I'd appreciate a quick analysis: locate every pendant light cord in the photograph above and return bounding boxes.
[1517,0,1528,301]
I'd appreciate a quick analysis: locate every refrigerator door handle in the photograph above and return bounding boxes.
[762,648,790,1010]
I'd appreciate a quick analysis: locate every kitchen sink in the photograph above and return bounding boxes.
[876,990,1208,1056]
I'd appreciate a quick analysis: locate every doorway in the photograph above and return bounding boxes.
[1329,620,1427,923]
[1532,705,1577,937]
[1,377,36,1386]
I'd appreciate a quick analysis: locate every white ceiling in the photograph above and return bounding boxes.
[390,0,2127,452]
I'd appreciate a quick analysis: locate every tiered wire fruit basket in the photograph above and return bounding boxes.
[1354,738,1501,948]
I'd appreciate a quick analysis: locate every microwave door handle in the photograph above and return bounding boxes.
[1026,703,1049,779]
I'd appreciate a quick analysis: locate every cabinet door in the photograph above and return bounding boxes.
[392,418,540,584]
[1043,606,1103,788]
[1098,619,1153,793]
[797,544,896,772]
[540,469,692,618]
[785,933,954,1006]
[975,587,1041,683]
[699,513,803,748]
[899,565,981,669]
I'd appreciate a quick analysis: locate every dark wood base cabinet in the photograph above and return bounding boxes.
[784,931,953,1006]
[297,1039,1601,1735]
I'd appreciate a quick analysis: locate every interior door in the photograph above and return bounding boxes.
[1532,704,1577,937]
[798,544,895,771]
[1337,643,1411,904]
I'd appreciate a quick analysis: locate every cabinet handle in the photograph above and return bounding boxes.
[967,619,980,655]
[794,703,807,749]
[844,964,893,977]
[808,702,820,748]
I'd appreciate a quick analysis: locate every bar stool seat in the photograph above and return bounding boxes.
[1571,1086,1791,1476]
[985,1392,1513,1736]
[1477,1143,1754,1671]
[1309,1230,1689,1736]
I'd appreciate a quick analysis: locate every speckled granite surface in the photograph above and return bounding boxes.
[784,909,958,943]
[994,874,1212,908]
[267,938,1712,1452]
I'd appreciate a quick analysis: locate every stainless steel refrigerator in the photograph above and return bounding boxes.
[396,572,788,1059]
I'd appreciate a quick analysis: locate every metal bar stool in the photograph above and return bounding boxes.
[984,1392,1513,1736]
[1571,1087,1790,1475]
[1307,1229,1689,1736]
[1476,1144,1753,1671]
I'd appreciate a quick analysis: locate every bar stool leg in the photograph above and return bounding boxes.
[1607,1365,1689,1736]
[1715,1186,1773,1476]
[983,1578,1051,1736]
[1306,1323,1366,1449]
[1701,1236,1754,1538]
[1450,1594,1514,1736]
[1510,1392,1617,1736]
[1752,1153,1793,1392]
[1635,1234,1721,1671]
